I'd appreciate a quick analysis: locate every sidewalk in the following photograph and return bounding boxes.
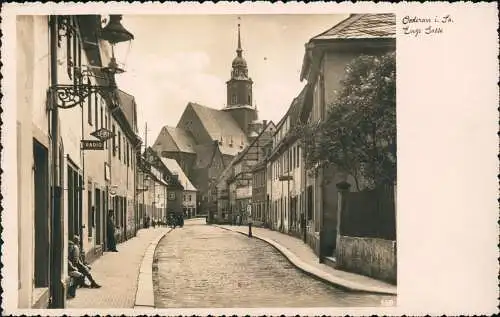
[215,225,397,295]
[67,227,170,309]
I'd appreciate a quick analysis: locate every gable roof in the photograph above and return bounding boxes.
[233,120,276,165]
[112,90,141,146]
[160,157,197,192]
[185,102,248,156]
[301,14,395,82]
[312,14,396,41]
[276,85,309,131]
[153,126,196,154]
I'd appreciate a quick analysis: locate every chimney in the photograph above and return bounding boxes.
[263,120,267,127]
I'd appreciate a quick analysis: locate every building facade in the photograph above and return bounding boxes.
[299,13,396,258]
[16,14,140,308]
[213,121,275,224]
[160,157,198,218]
[267,87,309,236]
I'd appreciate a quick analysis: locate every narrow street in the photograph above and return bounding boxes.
[153,219,394,308]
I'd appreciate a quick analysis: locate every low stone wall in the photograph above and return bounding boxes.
[306,232,320,257]
[336,235,397,284]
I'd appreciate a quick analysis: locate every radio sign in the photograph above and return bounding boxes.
[81,140,104,150]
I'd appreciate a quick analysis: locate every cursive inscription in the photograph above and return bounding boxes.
[402,15,454,37]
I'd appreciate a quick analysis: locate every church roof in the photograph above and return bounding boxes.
[153,126,196,154]
[186,102,248,156]
[160,157,197,192]
[194,142,218,169]
[311,14,396,40]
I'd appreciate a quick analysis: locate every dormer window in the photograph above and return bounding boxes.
[231,94,237,104]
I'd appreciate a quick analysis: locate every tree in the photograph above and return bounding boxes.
[298,52,396,190]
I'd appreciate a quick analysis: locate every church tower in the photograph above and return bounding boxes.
[223,22,258,136]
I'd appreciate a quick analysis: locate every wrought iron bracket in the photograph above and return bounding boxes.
[48,84,117,110]
[57,15,78,47]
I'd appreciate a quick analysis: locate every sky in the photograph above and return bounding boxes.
[114,14,348,144]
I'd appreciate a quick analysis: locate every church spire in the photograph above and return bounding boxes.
[237,23,242,57]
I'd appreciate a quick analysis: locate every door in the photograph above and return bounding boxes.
[87,188,92,240]
[77,174,83,249]
[33,140,49,287]
[95,188,101,245]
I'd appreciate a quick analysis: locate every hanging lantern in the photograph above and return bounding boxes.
[100,15,134,75]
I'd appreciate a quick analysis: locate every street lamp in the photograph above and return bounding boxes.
[48,14,134,308]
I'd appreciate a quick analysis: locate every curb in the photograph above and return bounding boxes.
[133,228,173,309]
[213,225,396,296]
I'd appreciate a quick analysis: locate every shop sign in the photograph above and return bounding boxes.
[91,128,115,141]
[81,140,104,150]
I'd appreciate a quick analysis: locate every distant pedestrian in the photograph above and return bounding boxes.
[247,210,253,238]
[107,210,118,252]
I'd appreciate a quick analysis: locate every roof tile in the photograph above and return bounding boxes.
[313,14,396,40]
[186,103,248,156]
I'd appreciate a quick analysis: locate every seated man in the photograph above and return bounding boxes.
[68,236,101,288]
[67,260,84,299]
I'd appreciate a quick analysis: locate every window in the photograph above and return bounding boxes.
[189,194,192,202]
[87,95,92,125]
[128,142,131,167]
[94,96,99,127]
[231,94,237,104]
[112,125,116,157]
[123,136,126,163]
[297,146,300,168]
[168,192,176,200]
[183,194,186,202]
[118,131,121,160]
[105,115,108,149]
[100,106,103,129]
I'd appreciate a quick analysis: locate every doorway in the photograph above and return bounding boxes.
[95,188,101,245]
[67,163,82,248]
[33,140,49,287]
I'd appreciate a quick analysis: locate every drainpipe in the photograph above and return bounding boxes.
[49,15,65,308]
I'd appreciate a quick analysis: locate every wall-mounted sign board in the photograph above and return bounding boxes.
[81,140,104,150]
[91,128,115,142]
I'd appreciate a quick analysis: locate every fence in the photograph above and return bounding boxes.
[340,184,396,240]
[335,183,397,284]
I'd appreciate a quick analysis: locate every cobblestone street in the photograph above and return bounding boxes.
[153,219,395,308]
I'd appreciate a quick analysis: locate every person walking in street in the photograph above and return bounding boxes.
[107,210,118,252]
[247,208,253,238]
[68,236,101,288]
